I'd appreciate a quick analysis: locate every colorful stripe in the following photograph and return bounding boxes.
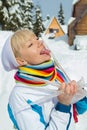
[14,60,68,86]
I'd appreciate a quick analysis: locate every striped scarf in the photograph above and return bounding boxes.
[14,60,68,86]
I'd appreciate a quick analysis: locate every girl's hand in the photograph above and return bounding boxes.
[58,80,77,105]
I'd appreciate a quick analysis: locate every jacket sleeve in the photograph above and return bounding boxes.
[14,102,73,130]
[75,97,87,114]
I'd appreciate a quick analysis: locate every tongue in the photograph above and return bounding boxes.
[40,48,50,55]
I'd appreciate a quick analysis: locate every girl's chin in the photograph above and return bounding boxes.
[43,56,51,62]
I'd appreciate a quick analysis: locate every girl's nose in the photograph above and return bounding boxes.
[38,40,43,47]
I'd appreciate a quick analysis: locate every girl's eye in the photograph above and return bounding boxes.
[28,43,33,47]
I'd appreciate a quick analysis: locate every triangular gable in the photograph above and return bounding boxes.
[45,17,65,38]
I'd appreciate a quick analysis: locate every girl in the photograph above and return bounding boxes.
[1,29,83,130]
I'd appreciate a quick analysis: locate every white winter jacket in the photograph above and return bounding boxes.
[8,83,75,130]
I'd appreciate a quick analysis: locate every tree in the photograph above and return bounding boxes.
[0,0,9,30]
[58,3,65,25]
[0,0,34,31]
[33,5,45,37]
[20,0,34,30]
[46,14,50,20]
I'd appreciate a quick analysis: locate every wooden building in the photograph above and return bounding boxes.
[45,17,65,38]
[68,0,87,45]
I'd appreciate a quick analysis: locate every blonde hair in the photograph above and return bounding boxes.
[11,29,35,58]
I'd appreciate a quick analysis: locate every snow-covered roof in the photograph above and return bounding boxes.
[72,0,80,5]
[68,17,75,25]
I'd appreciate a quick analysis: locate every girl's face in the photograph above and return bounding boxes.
[19,36,51,65]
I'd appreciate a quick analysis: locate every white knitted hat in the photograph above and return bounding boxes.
[1,34,19,71]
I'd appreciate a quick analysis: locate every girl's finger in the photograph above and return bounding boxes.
[65,84,71,94]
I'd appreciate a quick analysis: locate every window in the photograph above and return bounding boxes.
[49,28,59,33]
[49,28,54,33]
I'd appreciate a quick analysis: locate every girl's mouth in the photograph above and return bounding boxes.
[40,47,51,55]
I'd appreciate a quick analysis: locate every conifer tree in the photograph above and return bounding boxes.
[58,3,65,25]
[20,0,34,30]
[46,15,50,20]
[0,0,34,31]
[33,5,45,37]
[6,0,23,30]
[0,0,9,30]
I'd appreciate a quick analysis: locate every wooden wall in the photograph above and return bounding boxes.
[73,0,87,17]
[68,0,87,45]
[75,14,87,35]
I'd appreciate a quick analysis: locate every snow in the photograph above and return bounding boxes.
[68,17,75,25]
[0,0,34,30]
[43,19,50,29]
[0,1,2,6]
[72,0,80,5]
[74,35,87,50]
[0,31,87,130]
[62,25,67,34]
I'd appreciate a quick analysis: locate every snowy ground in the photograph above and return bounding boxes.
[0,31,87,130]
